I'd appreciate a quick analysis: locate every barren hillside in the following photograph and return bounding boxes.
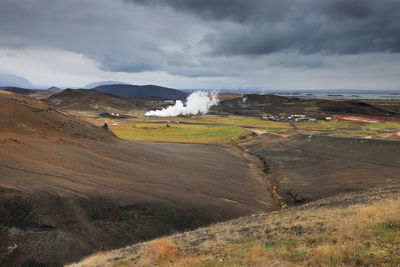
[0,92,276,266]
[211,94,399,117]
[44,89,143,112]
[240,133,400,205]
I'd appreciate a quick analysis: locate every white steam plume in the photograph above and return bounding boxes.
[145,91,219,117]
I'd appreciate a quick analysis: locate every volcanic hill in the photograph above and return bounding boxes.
[211,94,398,117]
[0,87,35,96]
[44,89,144,112]
[92,84,188,100]
[0,91,274,266]
[0,86,61,99]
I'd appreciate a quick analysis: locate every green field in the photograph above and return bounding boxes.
[134,115,293,129]
[133,115,365,132]
[362,122,400,131]
[107,115,400,143]
[295,120,357,131]
[110,123,246,143]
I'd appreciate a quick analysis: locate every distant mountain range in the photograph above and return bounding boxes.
[84,81,131,89]
[92,84,188,100]
[0,73,38,88]
[47,86,62,91]
[0,83,188,100]
[0,74,188,100]
[182,88,400,95]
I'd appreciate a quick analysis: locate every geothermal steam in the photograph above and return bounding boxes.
[145,91,219,117]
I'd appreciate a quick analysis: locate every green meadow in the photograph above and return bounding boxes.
[110,122,246,143]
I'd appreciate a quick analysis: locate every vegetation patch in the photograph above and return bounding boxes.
[363,122,400,131]
[140,238,179,265]
[134,115,293,129]
[372,223,400,242]
[296,120,357,131]
[110,122,246,143]
[327,130,377,137]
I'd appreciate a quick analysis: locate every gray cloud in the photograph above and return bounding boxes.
[0,0,205,74]
[0,0,399,90]
[129,0,290,23]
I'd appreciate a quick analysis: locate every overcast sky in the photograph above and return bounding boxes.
[0,0,399,90]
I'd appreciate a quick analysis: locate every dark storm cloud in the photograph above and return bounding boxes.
[129,0,288,23]
[320,0,375,19]
[130,0,400,56]
[0,0,399,80]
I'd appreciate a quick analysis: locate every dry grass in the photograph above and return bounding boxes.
[67,251,110,267]
[68,191,400,267]
[311,242,353,265]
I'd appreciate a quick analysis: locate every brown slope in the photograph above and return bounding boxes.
[0,91,113,141]
[0,91,275,266]
[0,87,61,100]
[240,133,400,206]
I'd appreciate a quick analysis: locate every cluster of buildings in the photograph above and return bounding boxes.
[262,114,332,122]
[99,112,131,119]
[147,100,176,105]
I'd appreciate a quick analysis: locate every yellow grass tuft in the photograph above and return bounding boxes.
[137,238,179,266]
[311,242,354,265]
[147,238,178,261]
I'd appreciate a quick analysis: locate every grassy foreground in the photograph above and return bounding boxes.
[69,188,400,266]
[110,123,246,143]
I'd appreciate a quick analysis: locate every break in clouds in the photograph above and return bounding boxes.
[0,0,399,89]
